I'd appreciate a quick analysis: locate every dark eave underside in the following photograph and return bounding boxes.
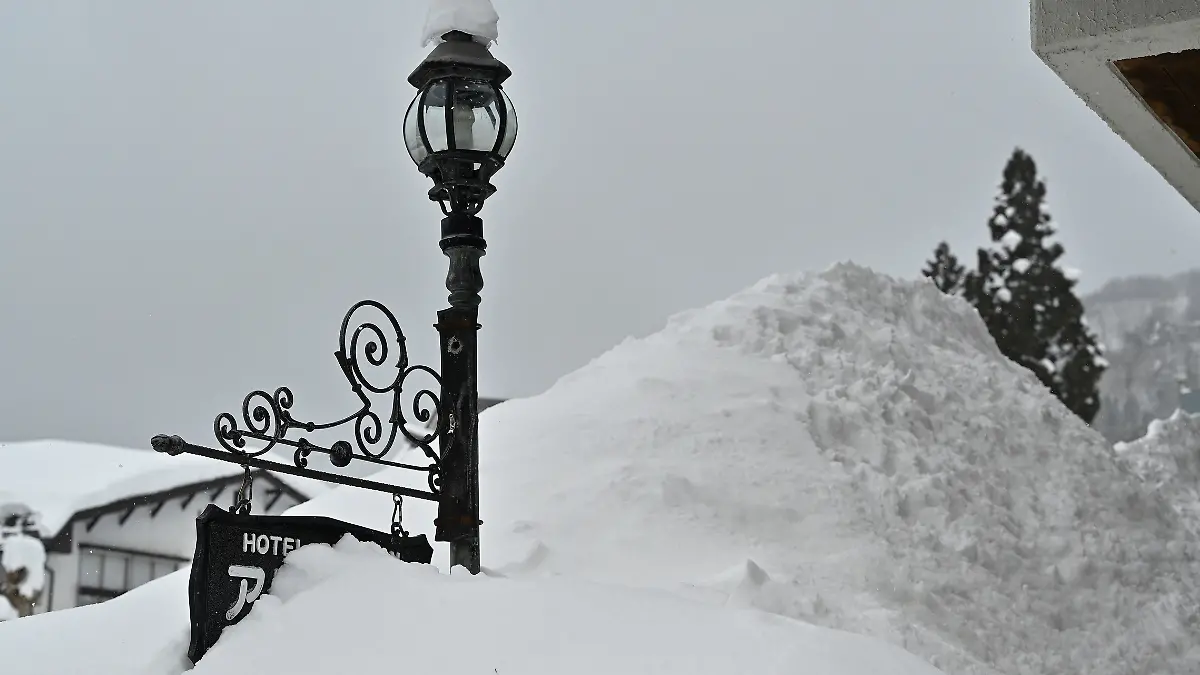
[1115,49,1200,158]
[43,471,309,553]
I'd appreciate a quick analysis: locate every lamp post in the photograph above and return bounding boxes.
[150,29,516,588]
[404,30,517,575]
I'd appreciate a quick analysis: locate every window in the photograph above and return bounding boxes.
[76,545,188,607]
[128,557,154,588]
[79,552,103,587]
[100,555,126,591]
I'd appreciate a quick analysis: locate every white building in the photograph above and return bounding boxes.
[1033,1,1200,208]
[0,440,323,614]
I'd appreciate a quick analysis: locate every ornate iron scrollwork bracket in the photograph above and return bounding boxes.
[151,300,448,503]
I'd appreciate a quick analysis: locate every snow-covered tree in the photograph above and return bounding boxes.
[921,242,966,295]
[963,148,1105,423]
[0,507,46,619]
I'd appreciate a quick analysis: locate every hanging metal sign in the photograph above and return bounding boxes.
[152,300,448,663]
[187,500,432,664]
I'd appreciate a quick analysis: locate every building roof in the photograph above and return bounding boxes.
[0,440,322,538]
[1032,0,1200,214]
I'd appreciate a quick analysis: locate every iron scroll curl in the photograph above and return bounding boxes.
[207,300,448,498]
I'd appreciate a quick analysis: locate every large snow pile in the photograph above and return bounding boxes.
[1115,410,1200,532]
[3,263,1199,674]
[0,537,946,675]
[477,264,1200,675]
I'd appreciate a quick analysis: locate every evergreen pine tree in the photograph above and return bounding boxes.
[922,242,966,294]
[963,148,1106,423]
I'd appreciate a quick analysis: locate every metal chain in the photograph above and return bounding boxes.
[391,493,409,540]
[232,465,253,515]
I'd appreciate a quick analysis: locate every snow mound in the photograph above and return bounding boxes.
[0,538,947,675]
[290,263,1200,674]
[1115,410,1200,532]
[472,263,1199,674]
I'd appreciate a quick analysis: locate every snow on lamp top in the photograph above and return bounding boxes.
[421,0,500,47]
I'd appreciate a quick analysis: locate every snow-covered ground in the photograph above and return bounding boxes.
[2,263,1199,674]
[0,536,945,675]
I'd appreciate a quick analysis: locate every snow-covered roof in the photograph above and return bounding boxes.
[0,440,314,538]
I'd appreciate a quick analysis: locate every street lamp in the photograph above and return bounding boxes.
[150,28,516,579]
[143,18,518,665]
[406,29,517,574]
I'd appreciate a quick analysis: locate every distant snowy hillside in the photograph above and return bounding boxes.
[1084,269,1200,442]
[2,264,1198,675]
[1086,273,1200,351]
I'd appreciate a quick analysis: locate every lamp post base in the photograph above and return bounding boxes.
[434,305,482,575]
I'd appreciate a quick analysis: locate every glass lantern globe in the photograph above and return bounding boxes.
[405,31,516,215]
[404,78,518,167]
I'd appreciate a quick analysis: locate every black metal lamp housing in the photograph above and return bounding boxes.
[405,31,517,216]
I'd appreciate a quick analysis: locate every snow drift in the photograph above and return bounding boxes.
[3,263,1199,674]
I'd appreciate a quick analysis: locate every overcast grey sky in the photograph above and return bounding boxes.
[2,0,1199,450]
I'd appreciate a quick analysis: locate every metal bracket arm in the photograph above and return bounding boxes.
[151,435,439,502]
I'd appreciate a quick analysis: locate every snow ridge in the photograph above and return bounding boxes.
[1116,410,1200,534]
